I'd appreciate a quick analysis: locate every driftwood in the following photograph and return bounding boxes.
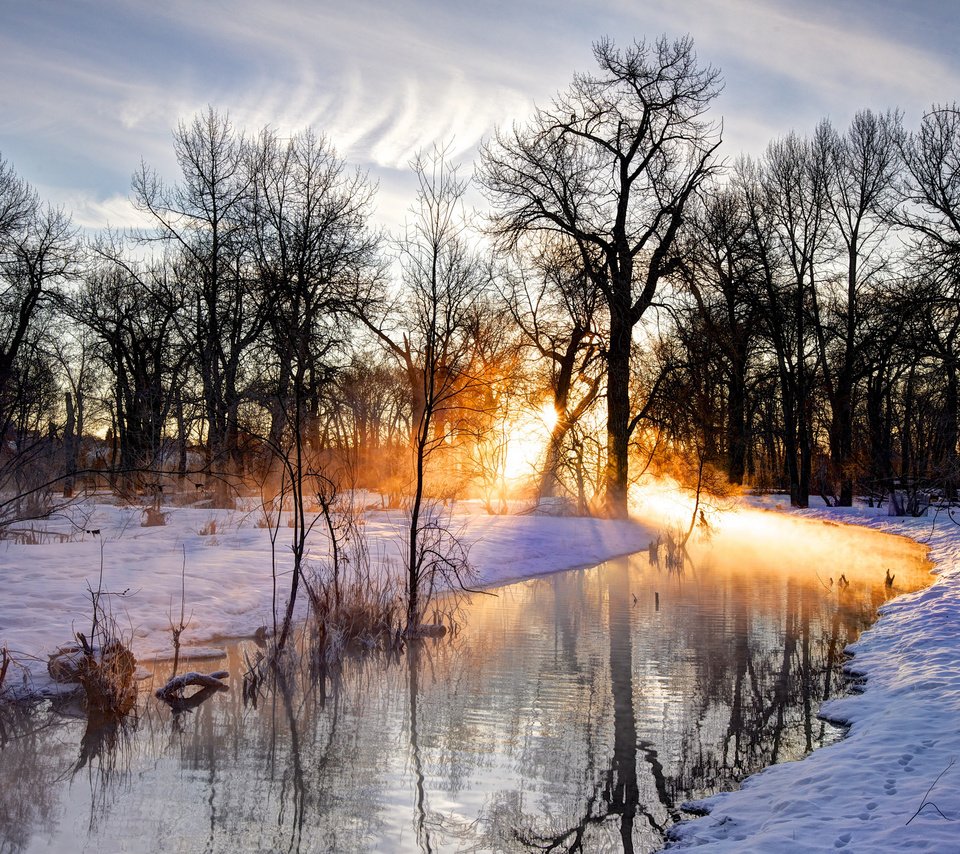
[155,670,229,702]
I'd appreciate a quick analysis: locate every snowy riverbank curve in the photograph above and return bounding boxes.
[668,497,960,853]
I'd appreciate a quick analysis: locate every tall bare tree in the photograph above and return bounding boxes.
[0,157,78,435]
[480,35,722,516]
[70,244,188,491]
[364,150,487,629]
[248,127,382,462]
[678,187,761,484]
[896,105,960,493]
[245,127,382,650]
[818,110,902,505]
[740,132,832,507]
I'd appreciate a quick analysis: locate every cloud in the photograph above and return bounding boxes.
[729,0,957,102]
[59,192,157,232]
[637,0,960,133]
[3,0,959,236]
[145,0,543,170]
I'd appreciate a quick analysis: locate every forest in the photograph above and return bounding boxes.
[3,34,960,544]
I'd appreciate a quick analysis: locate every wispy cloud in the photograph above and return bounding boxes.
[2,0,958,232]
[642,0,960,142]
[62,192,157,232]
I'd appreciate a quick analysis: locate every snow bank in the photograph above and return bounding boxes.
[0,500,655,694]
[669,496,960,852]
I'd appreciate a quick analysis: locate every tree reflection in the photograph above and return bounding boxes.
[509,560,671,853]
[668,576,879,803]
[407,642,434,853]
[71,711,136,836]
[0,702,72,854]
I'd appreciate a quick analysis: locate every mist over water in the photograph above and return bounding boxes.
[0,517,931,853]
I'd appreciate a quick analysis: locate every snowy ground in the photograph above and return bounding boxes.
[670,495,960,852]
[0,496,656,694]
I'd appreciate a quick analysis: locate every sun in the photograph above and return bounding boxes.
[502,401,559,481]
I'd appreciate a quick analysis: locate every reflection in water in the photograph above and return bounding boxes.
[0,519,932,853]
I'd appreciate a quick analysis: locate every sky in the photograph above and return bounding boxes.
[2,0,959,234]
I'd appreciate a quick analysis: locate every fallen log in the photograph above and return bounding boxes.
[155,670,229,702]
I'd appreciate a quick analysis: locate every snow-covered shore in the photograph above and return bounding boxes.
[670,496,960,852]
[0,499,657,693]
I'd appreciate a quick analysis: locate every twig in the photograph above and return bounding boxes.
[0,646,9,692]
[167,545,192,676]
[906,758,956,825]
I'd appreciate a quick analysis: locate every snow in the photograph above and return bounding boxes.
[669,495,960,852]
[3,490,960,851]
[0,498,656,693]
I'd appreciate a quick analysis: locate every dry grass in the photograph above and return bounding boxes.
[140,506,167,527]
[75,638,137,716]
[66,552,139,718]
[650,526,687,573]
[304,572,405,659]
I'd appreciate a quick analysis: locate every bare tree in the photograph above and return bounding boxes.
[736,131,832,507]
[817,110,902,505]
[0,157,78,435]
[366,150,487,630]
[896,105,960,494]
[328,350,409,504]
[248,127,382,472]
[677,187,761,485]
[244,126,382,651]
[496,236,605,502]
[0,155,80,527]
[480,35,722,516]
[48,320,104,495]
[133,108,262,505]
[69,244,188,493]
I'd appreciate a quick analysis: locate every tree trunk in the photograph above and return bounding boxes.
[726,363,747,485]
[175,390,187,488]
[63,392,76,497]
[945,365,959,499]
[605,305,631,518]
[607,561,639,846]
[865,369,890,492]
[836,252,857,507]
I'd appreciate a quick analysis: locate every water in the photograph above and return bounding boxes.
[0,516,932,853]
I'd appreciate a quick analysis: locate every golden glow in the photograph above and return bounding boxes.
[629,473,704,528]
[629,475,934,592]
[501,401,558,482]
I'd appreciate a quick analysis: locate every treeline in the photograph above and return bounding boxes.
[661,105,960,509]
[2,35,960,520]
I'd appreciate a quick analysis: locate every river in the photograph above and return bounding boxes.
[0,515,932,853]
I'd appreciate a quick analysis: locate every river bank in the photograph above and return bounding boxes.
[0,498,657,695]
[669,496,960,852]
